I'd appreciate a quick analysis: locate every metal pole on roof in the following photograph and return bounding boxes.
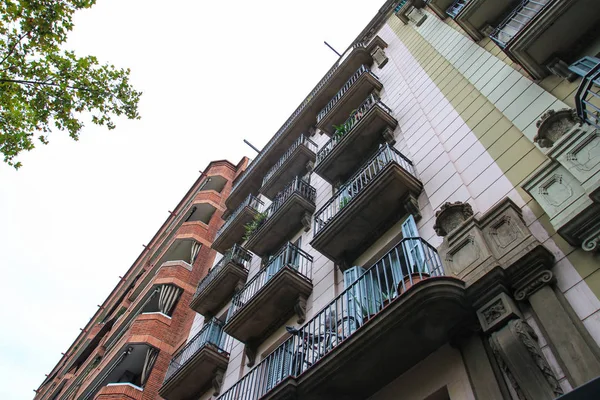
[324,41,341,57]
[243,139,261,153]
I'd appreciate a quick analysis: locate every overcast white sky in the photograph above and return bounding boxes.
[0,1,384,399]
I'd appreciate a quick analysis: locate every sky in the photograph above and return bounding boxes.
[0,1,385,399]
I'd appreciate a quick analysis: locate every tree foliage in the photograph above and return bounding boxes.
[0,0,142,168]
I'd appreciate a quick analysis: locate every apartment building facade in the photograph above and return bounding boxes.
[33,158,249,400]
[36,0,600,399]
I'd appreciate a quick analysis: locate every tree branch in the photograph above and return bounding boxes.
[0,32,29,66]
[0,78,95,92]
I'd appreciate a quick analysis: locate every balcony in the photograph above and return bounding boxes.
[225,43,373,212]
[313,94,398,185]
[245,178,316,257]
[446,0,471,18]
[311,145,422,268]
[213,194,264,254]
[218,238,470,400]
[489,0,600,79]
[224,243,313,346]
[160,319,232,400]
[451,0,516,41]
[260,134,318,200]
[427,0,457,19]
[576,62,600,130]
[190,245,252,317]
[316,65,383,135]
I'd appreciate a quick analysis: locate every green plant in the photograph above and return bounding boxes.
[339,196,350,210]
[243,212,267,241]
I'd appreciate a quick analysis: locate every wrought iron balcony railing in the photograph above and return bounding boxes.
[315,93,393,167]
[217,237,444,400]
[230,43,368,195]
[261,134,318,187]
[576,61,600,130]
[489,0,551,48]
[316,65,378,123]
[314,144,416,235]
[227,242,313,321]
[193,244,252,299]
[446,0,470,18]
[164,319,232,383]
[216,194,264,238]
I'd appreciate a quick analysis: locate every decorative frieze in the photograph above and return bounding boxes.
[476,292,523,333]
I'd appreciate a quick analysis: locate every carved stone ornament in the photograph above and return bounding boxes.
[514,270,554,301]
[483,299,506,324]
[476,292,523,333]
[582,224,600,252]
[295,295,307,324]
[402,194,421,220]
[534,109,581,148]
[212,369,225,395]
[513,320,563,397]
[301,212,312,232]
[489,336,527,400]
[245,343,257,367]
[382,127,396,145]
[433,201,474,236]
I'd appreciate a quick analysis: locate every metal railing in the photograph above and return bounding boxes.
[317,65,378,123]
[193,244,253,299]
[575,61,600,130]
[216,194,264,238]
[446,0,470,18]
[314,144,416,235]
[315,93,392,166]
[218,237,443,400]
[489,0,551,48]
[164,319,232,383]
[261,135,318,187]
[228,242,313,321]
[395,0,409,13]
[249,177,315,242]
[230,43,368,195]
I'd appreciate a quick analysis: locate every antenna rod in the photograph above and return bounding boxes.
[324,41,341,57]
[243,139,261,153]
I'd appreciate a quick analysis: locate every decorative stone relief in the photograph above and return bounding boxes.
[382,127,396,145]
[434,201,474,236]
[445,235,481,275]
[514,270,554,301]
[212,369,225,395]
[305,160,315,173]
[301,212,312,232]
[402,193,421,221]
[489,319,563,400]
[534,109,581,148]
[539,173,573,208]
[582,224,600,252]
[295,295,307,324]
[546,58,578,82]
[488,215,520,250]
[566,130,600,173]
[512,320,563,397]
[477,292,523,333]
[245,343,257,367]
[371,46,388,68]
[407,7,427,27]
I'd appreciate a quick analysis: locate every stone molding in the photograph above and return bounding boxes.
[534,108,581,148]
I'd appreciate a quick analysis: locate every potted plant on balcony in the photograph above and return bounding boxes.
[339,196,350,210]
[242,212,267,241]
[399,265,430,294]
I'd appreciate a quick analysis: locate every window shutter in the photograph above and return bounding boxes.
[401,215,426,273]
[568,56,600,77]
[343,266,365,333]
